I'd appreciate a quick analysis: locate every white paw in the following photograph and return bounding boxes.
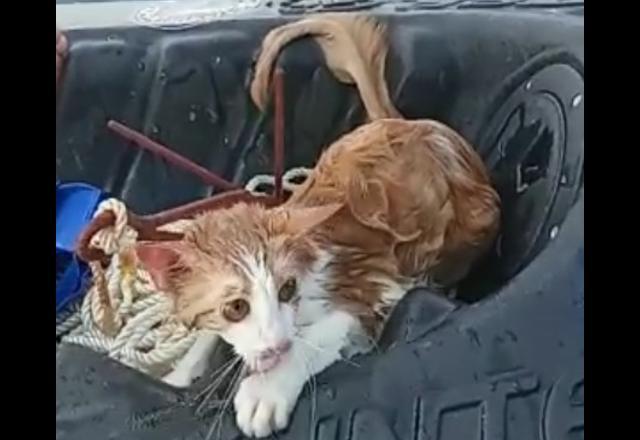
[233,374,300,438]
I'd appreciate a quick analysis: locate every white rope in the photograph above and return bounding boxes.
[56,168,311,381]
[55,302,82,338]
[90,199,138,255]
[245,167,312,195]
[58,197,199,378]
[283,167,313,186]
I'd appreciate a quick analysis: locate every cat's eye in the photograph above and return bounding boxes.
[223,299,250,322]
[278,278,297,302]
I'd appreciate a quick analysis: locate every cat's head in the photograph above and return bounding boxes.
[135,202,341,373]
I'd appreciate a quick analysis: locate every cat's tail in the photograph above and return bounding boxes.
[250,14,401,120]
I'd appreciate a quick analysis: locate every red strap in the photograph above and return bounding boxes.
[76,69,289,263]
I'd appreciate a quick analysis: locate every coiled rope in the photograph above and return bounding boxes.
[56,167,311,381]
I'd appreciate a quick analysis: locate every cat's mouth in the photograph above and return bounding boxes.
[248,340,293,374]
[251,354,283,374]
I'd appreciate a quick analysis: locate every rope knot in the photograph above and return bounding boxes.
[90,199,138,256]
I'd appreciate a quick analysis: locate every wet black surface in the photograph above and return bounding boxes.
[57,195,583,440]
[56,6,583,440]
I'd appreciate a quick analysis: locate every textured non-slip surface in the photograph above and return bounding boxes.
[57,195,583,440]
[56,6,583,440]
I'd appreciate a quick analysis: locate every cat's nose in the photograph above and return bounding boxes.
[259,339,292,359]
[273,339,292,355]
[254,339,292,373]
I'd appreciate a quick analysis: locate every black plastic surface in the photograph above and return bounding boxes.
[56,10,584,217]
[57,195,583,440]
[56,5,583,440]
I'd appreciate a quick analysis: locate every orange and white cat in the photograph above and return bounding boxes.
[136,14,500,438]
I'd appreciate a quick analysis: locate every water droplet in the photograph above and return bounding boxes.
[159,71,167,82]
[137,61,146,72]
[215,56,221,65]
[223,136,229,146]
[152,125,160,135]
[550,225,559,240]
[106,34,117,41]
[505,330,518,342]
[560,174,568,185]
[188,111,197,122]
[571,93,583,108]
[206,108,218,124]
[325,387,335,400]
[525,81,533,91]
[513,380,522,392]
[465,328,482,348]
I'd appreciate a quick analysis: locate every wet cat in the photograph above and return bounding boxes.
[136,14,500,438]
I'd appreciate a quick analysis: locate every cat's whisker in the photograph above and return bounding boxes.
[195,357,243,419]
[368,335,382,353]
[224,365,246,437]
[301,295,330,301]
[197,355,240,393]
[298,346,317,438]
[207,353,241,379]
[206,362,245,440]
[195,355,241,406]
[294,335,360,368]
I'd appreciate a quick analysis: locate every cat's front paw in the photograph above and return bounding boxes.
[234,374,300,438]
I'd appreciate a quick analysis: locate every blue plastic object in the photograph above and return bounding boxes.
[56,182,107,313]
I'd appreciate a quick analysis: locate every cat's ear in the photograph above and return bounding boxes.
[134,241,194,292]
[284,203,343,236]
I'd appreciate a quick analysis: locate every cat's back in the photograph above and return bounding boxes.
[316,118,421,171]
[288,118,499,283]
[290,118,471,207]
